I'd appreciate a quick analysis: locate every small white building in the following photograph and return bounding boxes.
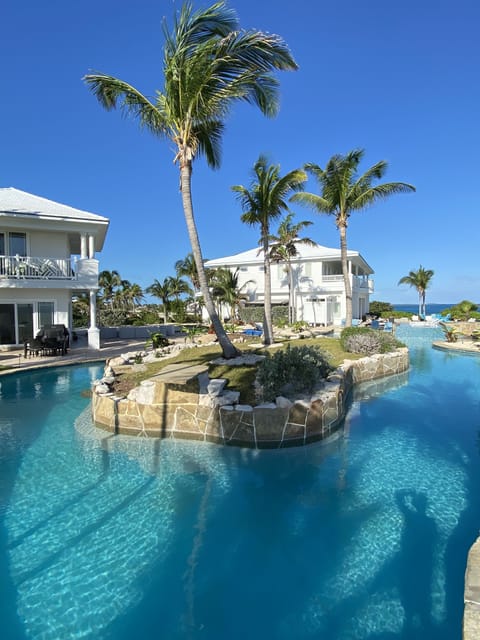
[205,243,374,326]
[0,187,109,349]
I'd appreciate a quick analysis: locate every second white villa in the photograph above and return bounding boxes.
[205,243,374,326]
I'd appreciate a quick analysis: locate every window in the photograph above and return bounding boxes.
[9,232,27,256]
[38,301,54,328]
[0,233,4,255]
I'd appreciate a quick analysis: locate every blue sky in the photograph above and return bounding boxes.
[2,0,479,304]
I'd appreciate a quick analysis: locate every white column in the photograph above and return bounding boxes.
[88,235,95,259]
[80,234,88,259]
[87,289,100,349]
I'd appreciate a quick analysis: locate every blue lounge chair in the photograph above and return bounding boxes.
[371,320,380,329]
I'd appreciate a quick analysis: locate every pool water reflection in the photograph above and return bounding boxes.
[0,327,479,639]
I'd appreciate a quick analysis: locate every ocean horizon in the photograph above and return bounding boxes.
[393,303,454,314]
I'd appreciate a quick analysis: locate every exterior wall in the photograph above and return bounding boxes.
[92,348,409,447]
[213,257,372,325]
[28,230,69,258]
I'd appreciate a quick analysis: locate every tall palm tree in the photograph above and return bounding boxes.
[84,1,298,358]
[269,213,316,323]
[292,149,415,327]
[233,155,306,345]
[146,278,175,324]
[398,266,434,318]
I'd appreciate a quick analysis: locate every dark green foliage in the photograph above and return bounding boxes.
[368,301,394,316]
[442,300,479,321]
[239,304,288,325]
[256,344,333,401]
[340,327,403,355]
[146,332,170,349]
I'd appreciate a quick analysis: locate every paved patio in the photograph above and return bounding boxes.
[0,333,158,375]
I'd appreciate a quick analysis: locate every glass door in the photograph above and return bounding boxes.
[17,303,34,342]
[0,304,15,344]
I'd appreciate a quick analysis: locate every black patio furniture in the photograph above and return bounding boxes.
[24,324,70,358]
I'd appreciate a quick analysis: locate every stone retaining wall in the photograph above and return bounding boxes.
[464,536,480,639]
[91,347,409,448]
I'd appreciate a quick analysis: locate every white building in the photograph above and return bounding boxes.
[205,243,374,326]
[0,188,109,350]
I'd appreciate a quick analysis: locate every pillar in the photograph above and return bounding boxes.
[88,235,95,259]
[87,289,100,349]
[80,234,87,259]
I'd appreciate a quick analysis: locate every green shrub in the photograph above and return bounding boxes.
[145,332,170,349]
[442,300,479,321]
[239,304,288,325]
[256,344,333,402]
[368,301,394,316]
[340,327,402,355]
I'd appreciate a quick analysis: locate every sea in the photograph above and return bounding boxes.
[393,303,453,315]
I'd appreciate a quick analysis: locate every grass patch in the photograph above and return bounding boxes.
[111,335,363,402]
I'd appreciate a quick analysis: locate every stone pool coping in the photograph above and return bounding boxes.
[464,537,480,639]
[92,347,410,449]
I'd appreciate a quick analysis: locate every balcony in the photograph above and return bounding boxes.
[0,255,99,288]
[0,255,73,280]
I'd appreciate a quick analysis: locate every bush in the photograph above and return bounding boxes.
[145,332,170,349]
[239,304,288,325]
[368,301,394,316]
[340,326,402,355]
[442,300,479,321]
[256,344,333,402]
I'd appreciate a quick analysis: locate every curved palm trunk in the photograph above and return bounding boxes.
[339,222,353,327]
[262,232,274,345]
[179,163,239,358]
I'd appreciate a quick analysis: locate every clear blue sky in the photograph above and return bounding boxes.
[2,0,479,304]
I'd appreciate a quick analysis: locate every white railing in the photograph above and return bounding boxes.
[0,255,74,280]
[322,274,344,282]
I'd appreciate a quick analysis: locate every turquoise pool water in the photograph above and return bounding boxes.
[1,327,479,639]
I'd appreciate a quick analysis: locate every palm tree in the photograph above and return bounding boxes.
[98,269,122,307]
[167,275,193,302]
[211,267,251,322]
[292,149,415,327]
[175,253,201,293]
[146,278,175,324]
[84,2,298,358]
[233,155,306,345]
[269,213,316,323]
[398,266,434,318]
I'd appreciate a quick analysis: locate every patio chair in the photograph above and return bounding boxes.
[371,320,380,330]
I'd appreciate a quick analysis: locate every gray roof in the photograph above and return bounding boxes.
[0,187,109,223]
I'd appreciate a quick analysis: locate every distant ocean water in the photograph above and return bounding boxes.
[393,303,453,315]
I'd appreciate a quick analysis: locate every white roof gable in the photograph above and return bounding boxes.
[0,187,109,223]
[205,242,373,273]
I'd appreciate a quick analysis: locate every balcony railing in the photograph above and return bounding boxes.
[0,255,74,280]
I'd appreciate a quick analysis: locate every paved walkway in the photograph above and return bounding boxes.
[0,335,156,376]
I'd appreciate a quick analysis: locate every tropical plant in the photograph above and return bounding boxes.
[292,149,415,327]
[256,344,333,401]
[98,269,122,307]
[84,1,298,358]
[146,278,175,324]
[442,300,479,321]
[233,155,306,344]
[398,265,434,317]
[340,326,402,355]
[269,213,315,323]
[441,325,458,343]
[368,300,394,317]
[210,267,252,321]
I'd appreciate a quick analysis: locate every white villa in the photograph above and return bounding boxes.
[205,243,374,326]
[0,188,109,350]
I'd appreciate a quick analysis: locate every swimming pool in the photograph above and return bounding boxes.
[1,326,479,639]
